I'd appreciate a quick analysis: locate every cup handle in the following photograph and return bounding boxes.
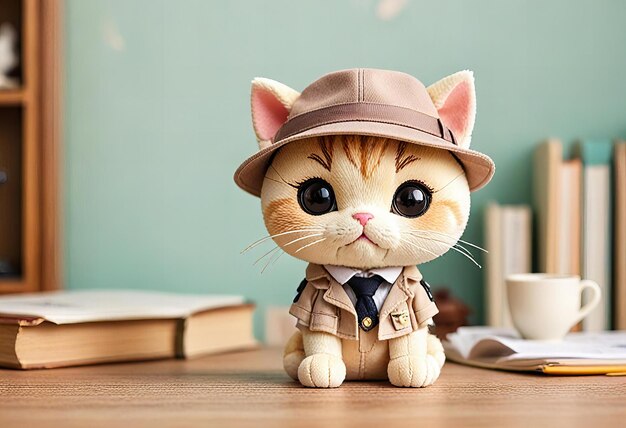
[571,280,602,326]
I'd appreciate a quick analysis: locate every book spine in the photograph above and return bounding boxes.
[485,203,502,327]
[614,143,626,329]
[502,207,532,328]
[581,166,611,331]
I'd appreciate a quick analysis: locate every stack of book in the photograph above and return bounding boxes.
[484,204,532,327]
[533,139,626,331]
[0,290,256,369]
[485,139,626,331]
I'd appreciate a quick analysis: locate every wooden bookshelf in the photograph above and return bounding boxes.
[0,90,25,104]
[0,0,62,294]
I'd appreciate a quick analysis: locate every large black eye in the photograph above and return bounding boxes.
[298,178,337,215]
[392,181,431,218]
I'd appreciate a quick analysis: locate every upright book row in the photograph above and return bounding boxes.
[485,140,626,331]
[535,140,625,331]
[484,204,531,328]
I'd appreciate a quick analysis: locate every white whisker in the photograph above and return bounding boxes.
[450,238,487,253]
[446,245,482,268]
[418,234,479,264]
[282,233,324,248]
[260,234,324,270]
[453,243,475,259]
[410,229,488,253]
[271,249,286,267]
[294,238,327,254]
[261,249,284,274]
[398,238,440,258]
[409,231,477,259]
[401,236,482,268]
[241,227,324,254]
[253,245,280,266]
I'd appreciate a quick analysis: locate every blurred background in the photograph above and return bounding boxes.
[2,0,626,339]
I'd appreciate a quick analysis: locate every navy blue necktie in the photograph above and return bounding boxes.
[347,275,384,332]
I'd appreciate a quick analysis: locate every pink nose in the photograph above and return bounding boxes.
[352,212,374,226]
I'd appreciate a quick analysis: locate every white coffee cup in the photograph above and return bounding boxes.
[506,273,601,341]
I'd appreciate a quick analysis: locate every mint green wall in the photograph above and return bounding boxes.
[65,0,626,338]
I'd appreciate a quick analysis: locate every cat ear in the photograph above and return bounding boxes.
[427,70,476,149]
[251,78,300,150]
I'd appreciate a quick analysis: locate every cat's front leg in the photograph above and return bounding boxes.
[297,329,346,388]
[387,324,445,387]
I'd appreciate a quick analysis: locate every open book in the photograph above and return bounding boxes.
[0,290,256,369]
[444,327,626,374]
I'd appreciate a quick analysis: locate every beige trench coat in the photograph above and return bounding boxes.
[289,264,438,341]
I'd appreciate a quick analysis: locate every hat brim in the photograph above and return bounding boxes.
[234,121,495,197]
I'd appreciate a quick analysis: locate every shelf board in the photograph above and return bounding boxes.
[0,278,26,294]
[0,90,26,105]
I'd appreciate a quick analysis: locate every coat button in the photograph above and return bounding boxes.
[362,317,372,328]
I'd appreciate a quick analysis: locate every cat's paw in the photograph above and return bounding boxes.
[387,354,441,388]
[427,333,446,369]
[283,349,305,381]
[297,353,346,388]
[283,331,305,381]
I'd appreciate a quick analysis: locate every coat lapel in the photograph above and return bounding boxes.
[324,281,357,315]
[305,263,330,287]
[306,264,356,315]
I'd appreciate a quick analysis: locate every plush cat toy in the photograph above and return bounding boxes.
[234,69,495,388]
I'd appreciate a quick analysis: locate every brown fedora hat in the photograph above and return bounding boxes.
[234,68,495,196]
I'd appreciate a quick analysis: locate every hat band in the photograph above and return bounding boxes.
[273,102,456,145]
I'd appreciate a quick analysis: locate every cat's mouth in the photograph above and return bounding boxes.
[349,233,379,247]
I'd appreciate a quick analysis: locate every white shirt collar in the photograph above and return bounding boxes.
[323,265,403,285]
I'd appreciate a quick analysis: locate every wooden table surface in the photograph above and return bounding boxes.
[1,347,625,428]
